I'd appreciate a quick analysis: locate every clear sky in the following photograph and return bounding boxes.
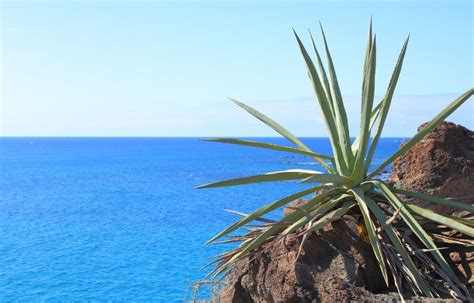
[1,0,473,137]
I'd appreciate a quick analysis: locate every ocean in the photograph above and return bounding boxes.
[0,137,405,302]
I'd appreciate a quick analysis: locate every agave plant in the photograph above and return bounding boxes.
[197,22,474,300]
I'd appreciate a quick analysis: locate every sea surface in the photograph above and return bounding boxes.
[0,137,405,302]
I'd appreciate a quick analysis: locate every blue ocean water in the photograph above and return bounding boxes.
[0,137,405,302]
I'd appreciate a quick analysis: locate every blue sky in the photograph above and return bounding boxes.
[1,0,472,137]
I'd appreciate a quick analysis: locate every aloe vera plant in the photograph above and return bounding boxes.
[198,22,474,300]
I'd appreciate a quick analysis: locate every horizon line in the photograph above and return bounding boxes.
[0,136,411,139]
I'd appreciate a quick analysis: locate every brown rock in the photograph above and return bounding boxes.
[391,121,474,287]
[391,121,474,214]
[220,221,394,303]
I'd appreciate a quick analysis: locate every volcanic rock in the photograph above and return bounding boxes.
[391,121,474,286]
[220,221,393,303]
[391,121,474,213]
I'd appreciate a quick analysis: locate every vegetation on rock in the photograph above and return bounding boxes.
[197,21,474,300]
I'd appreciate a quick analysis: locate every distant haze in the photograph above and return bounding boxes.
[1,1,472,137]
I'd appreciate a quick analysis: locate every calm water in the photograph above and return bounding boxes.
[0,137,404,302]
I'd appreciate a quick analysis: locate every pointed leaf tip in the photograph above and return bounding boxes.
[319,22,326,37]
[229,97,240,105]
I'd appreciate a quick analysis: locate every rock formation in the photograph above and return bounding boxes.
[391,121,474,213]
[220,221,396,303]
[391,121,474,287]
[217,121,473,303]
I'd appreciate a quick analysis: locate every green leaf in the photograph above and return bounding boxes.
[406,204,474,237]
[281,193,352,236]
[351,99,383,154]
[351,188,389,286]
[352,20,374,157]
[230,99,308,150]
[364,36,409,174]
[444,215,474,227]
[391,187,474,213]
[293,30,348,175]
[229,99,334,172]
[357,191,433,296]
[372,181,459,283]
[361,19,373,102]
[352,36,377,180]
[309,30,335,116]
[196,169,320,189]
[319,24,353,170]
[202,138,334,163]
[299,172,354,186]
[207,186,323,243]
[303,201,355,234]
[228,224,281,264]
[369,88,474,177]
[229,188,343,262]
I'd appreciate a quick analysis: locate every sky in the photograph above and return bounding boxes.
[1,0,473,137]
